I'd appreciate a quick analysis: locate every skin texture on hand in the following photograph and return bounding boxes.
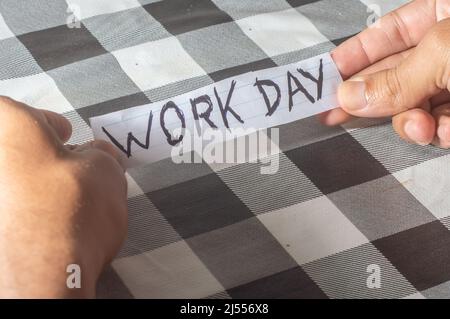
[323,0,450,148]
[0,97,128,298]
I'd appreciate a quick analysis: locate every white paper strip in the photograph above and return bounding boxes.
[90,53,342,168]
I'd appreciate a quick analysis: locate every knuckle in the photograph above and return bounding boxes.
[386,68,405,101]
[423,19,450,53]
[423,19,450,90]
[368,68,407,112]
[386,10,412,48]
[428,28,448,47]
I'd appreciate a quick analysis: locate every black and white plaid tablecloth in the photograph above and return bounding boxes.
[1,0,450,299]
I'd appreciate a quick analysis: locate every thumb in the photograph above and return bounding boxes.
[338,19,450,118]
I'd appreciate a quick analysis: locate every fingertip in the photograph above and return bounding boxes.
[317,111,333,126]
[318,108,353,126]
[393,109,435,146]
[404,120,434,146]
[432,103,450,148]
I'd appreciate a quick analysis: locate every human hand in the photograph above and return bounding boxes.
[0,97,128,298]
[322,0,450,148]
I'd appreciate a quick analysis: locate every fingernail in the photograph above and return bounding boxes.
[404,121,430,146]
[338,80,367,111]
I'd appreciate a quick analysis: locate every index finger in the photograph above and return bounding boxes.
[332,0,445,78]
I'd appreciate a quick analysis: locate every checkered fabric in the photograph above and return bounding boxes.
[1,0,450,299]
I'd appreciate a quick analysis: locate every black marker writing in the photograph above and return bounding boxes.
[102,111,153,158]
[254,78,281,117]
[214,80,244,129]
[160,101,186,146]
[297,58,323,100]
[287,71,315,111]
[190,95,217,129]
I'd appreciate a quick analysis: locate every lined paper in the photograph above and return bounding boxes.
[90,53,343,168]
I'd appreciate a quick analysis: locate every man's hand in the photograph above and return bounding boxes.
[323,0,450,148]
[0,97,128,298]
